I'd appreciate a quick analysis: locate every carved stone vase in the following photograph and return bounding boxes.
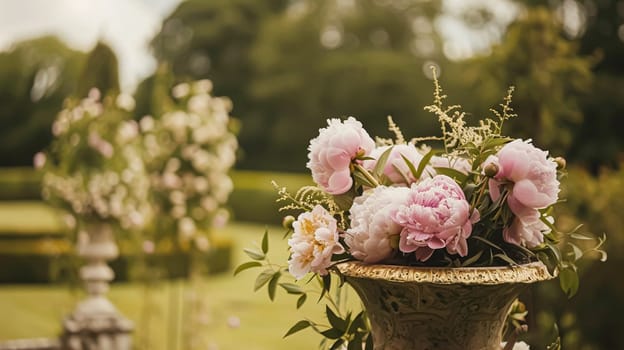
[62,220,133,350]
[337,261,555,350]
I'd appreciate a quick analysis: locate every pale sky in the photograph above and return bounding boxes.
[0,0,518,93]
[0,0,181,92]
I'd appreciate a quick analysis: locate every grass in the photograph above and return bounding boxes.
[0,201,65,235]
[0,222,344,350]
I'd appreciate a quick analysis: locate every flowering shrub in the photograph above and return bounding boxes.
[237,74,606,348]
[139,80,238,251]
[36,89,151,231]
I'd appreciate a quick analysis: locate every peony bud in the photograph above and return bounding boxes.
[282,215,295,230]
[554,157,566,170]
[483,163,499,177]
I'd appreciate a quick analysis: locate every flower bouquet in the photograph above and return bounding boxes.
[238,74,606,349]
[36,88,151,233]
[139,80,238,252]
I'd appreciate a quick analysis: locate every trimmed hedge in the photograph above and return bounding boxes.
[228,170,311,224]
[0,167,310,224]
[0,167,42,200]
[0,235,233,284]
[0,168,308,282]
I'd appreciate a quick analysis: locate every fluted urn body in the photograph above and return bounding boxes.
[337,261,555,350]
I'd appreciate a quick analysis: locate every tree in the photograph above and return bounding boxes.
[76,41,120,97]
[148,0,447,171]
[0,36,86,167]
[513,0,624,170]
[454,7,593,158]
[248,0,444,170]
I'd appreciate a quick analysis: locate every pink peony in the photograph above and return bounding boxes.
[489,139,559,209]
[288,205,345,279]
[307,117,375,194]
[488,140,559,247]
[345,186,410,263]
[392,175,478,261]
[362,144,426,184]
[504,211,550,248]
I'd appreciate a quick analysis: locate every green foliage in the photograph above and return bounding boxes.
[76,41,120,98]
[147,0,443,171]
[237,230,371,349]
[0,167,43,200]
[0,36,86,167]
[526,164,624,349]
[453,7,593,157]
[133,64,175,119]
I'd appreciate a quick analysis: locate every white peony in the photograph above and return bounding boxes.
[288,205,344,279]
[345,186,410,263]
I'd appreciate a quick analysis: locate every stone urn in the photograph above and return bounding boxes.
[337,261,555,350]
[62,220,133,350]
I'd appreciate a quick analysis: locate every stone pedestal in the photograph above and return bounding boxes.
[61,221,133,350]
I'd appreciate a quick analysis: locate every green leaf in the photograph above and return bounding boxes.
[568,243,584,261]
[494,253,518,266]
[400,154,419,180]
[433,167,468,183]
[414,148,437,179]
[244,248,265,261]
[347,311,366,333]
[268,271,281,301]
[321,328,344,340]
[284,320,311,338]
[365,334,374,350]
[559,267,579,298]
[471,235,504,252]
[570,232,594,240]
[326,306,347,332]
[233,261,262,276]
[372,146,394,178]
[333,190,355,211]
[261,230,269,254]
[545,241,562,263]
[280,283,304,294]
[348,336,364,350]
[330,339,346,350]
[353,170,377,188]
[460,251,483,267]
[537,251,557,275]
[296,293,307,309]
[482,136,512,149]
[254,269,275,291]
[318,273,332,302]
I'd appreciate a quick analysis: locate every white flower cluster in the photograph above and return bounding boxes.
[141,80,238,247]
[39,89,152,230]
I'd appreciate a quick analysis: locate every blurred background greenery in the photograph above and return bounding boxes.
[0,0,623,349]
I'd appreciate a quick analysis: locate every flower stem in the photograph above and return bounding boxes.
[353,163,379,187]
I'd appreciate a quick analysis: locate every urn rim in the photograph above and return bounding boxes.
[335,260,556,285]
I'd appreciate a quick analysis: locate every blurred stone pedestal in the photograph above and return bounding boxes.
[62,314,133,350]
[60,221,133,350]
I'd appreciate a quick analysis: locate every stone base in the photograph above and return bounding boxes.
[61,313,133,350]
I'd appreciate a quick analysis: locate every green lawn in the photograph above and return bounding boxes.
[0,201,65,234]
[0,222,333,350]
